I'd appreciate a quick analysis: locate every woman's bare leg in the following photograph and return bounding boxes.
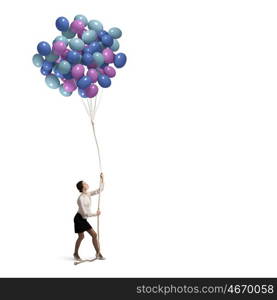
[74,232,84,259]
[87,228,101,256]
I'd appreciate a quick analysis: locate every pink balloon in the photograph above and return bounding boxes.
[86,69,98,83]
[63,79,77,92]
[53,41,67,55]
[78,29,87,38]
[71,64,85,79]
[85,84,99,98]
[88,62,98,69]
[102,48,114,64]
[61,48,70,59]
[70,20,85,34]
[104,66,116,78]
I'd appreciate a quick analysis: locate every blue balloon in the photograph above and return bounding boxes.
[78,88,87,98]
[37,41,51,56]
[77,76,92,89]
[53,65,64,78]
[82,53,93,65]
[63,72,73,79]
[66,51,82,64]
[111,39,120,51]
[101,34,113,47]
[56,17,69,32]
[40,67,51,75]
[83,47,92,54]
[114,53,127,68]
[97,30,108,39]
[88,41,102,53]
[42,61,53,71]
[98,74,111,88]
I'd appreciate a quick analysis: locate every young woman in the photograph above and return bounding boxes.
[73,173,105,260]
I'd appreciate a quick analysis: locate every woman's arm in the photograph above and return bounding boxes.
[89,173,104,196]
[78,196,100,217]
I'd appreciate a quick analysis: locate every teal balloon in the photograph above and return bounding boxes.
[62,30,75,39]
[108,27,122,39]
[74,14,88,26]
[58,60,71,74]
[45,74,60,89]
[53,35,69,46]
[45,51,59,62]
[92,52,104,66]
[69,38,85,51]
[111,39,120,51]
[59,85,72,97]
[88,20,103,32]
[82,30,97,44]
[32,54,44,67]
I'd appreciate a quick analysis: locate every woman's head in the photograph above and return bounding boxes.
[76,181,89,193]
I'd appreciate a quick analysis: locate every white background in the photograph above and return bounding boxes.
[0,0,276,277]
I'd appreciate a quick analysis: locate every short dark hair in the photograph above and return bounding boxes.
[76,181,84,192]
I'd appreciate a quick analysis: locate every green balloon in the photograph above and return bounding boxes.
[45,75,60,89]
[69,38,85,51]
[45,51,59,62]
[88,20,103,32]
[82,30,97,44]
[92,52,104,66]
[108,27,122,39]
[32,54,44,67]
[62,30,75,39]
[111,39,120,51]
[74,14,88,26]
[53,35,69,46]
[59,85,72,97]
[58,60,71,74]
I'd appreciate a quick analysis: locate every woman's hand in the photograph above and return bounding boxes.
[100,172,104,183]
[96,210,101,216]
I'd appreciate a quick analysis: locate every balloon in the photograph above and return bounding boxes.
[104,66,116,78]
[63,72,73,79]
[45,51,59,62]
[59,85,72,96]
[66,50,82,64]
[42,61,53,71]
[58,60,71,74]
[86,68,98,82]
[92,52,104,66]
[97,68,104,74]
[78,88,87,98]
[102,48,114,64]
[88,41,102,53]
[114,53,127,68]
[77,76,92,89]
[71,64,85,79]
[62,30,75,39]
[82,30,97,44]
[101,34,113,47]
[53,35,69,46]
[53,65,64,78]
[82,53,93,65]
[98,74,111,88]
[111,39,119,51]
[85,84,98,98]
[63,79,77,92]
[97,30,108,39]
[69,38,85,51]
[52,41,67,55]
[74,15,88,26]
[45,74,60,89]
[37,41,51,56]
[56,17,69,32]
[70,20,85,34]
[88,20,103,32]
[108,27,122,39]
[61,49,70,59]
[32,54,44,67]
[40,67,51,75]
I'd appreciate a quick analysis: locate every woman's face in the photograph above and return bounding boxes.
[82,182,89,192]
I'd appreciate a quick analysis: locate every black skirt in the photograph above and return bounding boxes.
[74,212,92,233]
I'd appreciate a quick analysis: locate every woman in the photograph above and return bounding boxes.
[73,173,105,260]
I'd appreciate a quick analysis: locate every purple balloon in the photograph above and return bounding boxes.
[71,64,85,79]
[87,62,98,69]
[61,49,70,59]
[86,69,98,83]
[104,66,116,78]
[63,79,77,92]
[53,41,67,55]
[85,84,99,98]
[102,48,114,64]
[70,20,85,34]
[78,29,86,38]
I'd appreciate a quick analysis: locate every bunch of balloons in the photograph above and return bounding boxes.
[32,15,127,98]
